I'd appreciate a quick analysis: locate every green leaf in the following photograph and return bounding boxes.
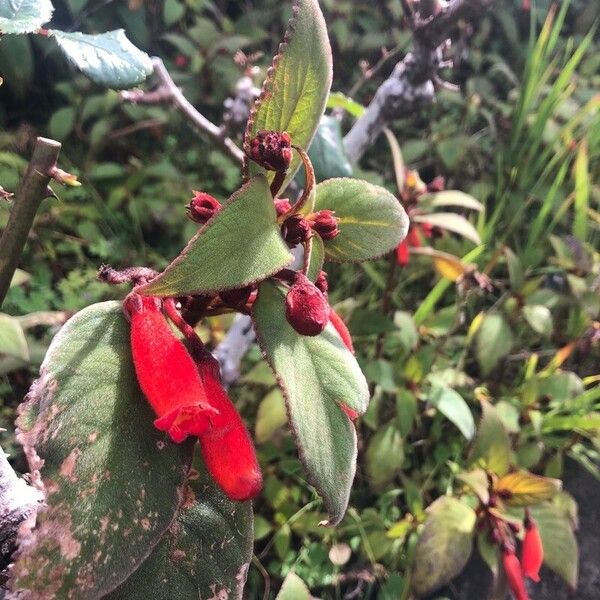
[426,191,484,212]
[252,281,369,525]
[411,496,476,597]
[245,0,333,192]
[522,304,553,337]
[503,246,524,291]
[314,178,409,262]
[49,106,76,141]
[306,115,352,182]
[276,572,311,600]
[469,400,511,476]
[107,460,253,600]
[140,176,292,297]
[494,470,561,506]
[413,212,481,245]
[11,302,192,598]
[366,421,404,488]
[10,269,31,288]
[0,0,53,34]
[0,313,29,361]
[429,385,475,440]
[305,234,325,282]
[50,29,153,89]
[326,91,365,117]
[475,314,513,376]
[573,140,589,242]
[457,469,490,505]
[255,387,288,444]
[531,495,578,588]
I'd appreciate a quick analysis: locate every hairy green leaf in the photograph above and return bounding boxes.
[314,178,409,262]
[252,280,369,525]
[141,176,292,297]
[245,0,333,192]
[107,461,253,600]
[11,302,192,598]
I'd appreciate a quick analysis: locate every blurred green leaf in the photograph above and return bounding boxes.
[51,29,153,89]
[475,314,513,376]
[411,496,476,597]
[0,0,53,33]
[429,385,475,440]
[522,304,553,336]
[366,421,404,488]
[255,387,288,444]
[494,470,561,506]
[0,313,29,360]
[469,400,511,476]
[306,115,352,182]
[276,572,311,600]
[49,106,76,141]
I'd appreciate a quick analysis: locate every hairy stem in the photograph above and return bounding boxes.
[0,137,61,307]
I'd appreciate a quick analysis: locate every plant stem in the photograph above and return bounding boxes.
[0,137,61,307]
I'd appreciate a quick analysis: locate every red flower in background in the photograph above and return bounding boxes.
[521,516,543,582]
[503,548,530,600]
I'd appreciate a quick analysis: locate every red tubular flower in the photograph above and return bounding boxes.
[503,549,530,600]
[187,192,221,224]
[329,309,354,354]
[125,294,215,443]
[246,130,293,171]
[195,355,263,501]
[285,273,330,336]
[396,239,410,266]
[521,516,543,582]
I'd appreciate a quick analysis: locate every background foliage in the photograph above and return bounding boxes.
[1,0,598,598]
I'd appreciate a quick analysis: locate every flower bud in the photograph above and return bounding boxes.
[310,210,339,240]
[220,286,253,309]
[396,239,410,266]
[246,130,293,172]
[187,192,221,224]
[521,517,543,582]
[274,198,293,217]
[285,273,330,336]
[281,214,312,246]
[503,549,530,600]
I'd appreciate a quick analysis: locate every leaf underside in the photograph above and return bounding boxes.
[0,0,53,34]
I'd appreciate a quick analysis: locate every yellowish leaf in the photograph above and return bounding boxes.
[494,470,561,506]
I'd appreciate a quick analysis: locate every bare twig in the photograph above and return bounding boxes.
[343,0,498,164]
[0,137,62,307]
[121,58,244,165]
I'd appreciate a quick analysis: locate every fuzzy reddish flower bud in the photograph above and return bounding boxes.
[285,273,330,336]
[314,270,328,296]
[281,214,312,246]
[407,227,422,248]
[125,294,215,443]
[187,192,221,224]
[329,309,354,354]
[521,517,543,582]
[246,130,293,172]
[196,355,262,501]
[274,198,293,217]
[396,239,410,266]
[426,175,445,193]
[503,549,530,600]
[310,210,339,240]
